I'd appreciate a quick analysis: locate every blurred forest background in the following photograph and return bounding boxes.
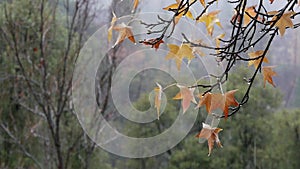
[0,0,300,169]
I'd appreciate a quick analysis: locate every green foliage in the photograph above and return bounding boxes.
[262,110,300,169]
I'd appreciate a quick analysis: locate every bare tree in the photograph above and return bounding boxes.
[0,0,96,168]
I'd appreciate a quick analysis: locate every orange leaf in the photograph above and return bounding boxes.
[113,23,136,46]
[141,38,164,50]
[199,0,205,7]
[210,93,225,113]
[197,90,239,118]
[197,10,222,36]
[270,0,274,4]
[173,85,197,113]
[223,90,239,118]
[196,123,223,156]
[197,93,212,113]
[248,50,269,69]
[262,66,277,87]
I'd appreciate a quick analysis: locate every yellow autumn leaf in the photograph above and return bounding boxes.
[248,50,269,69]
[166,43,196,70]
[197,10,222,36]
[269,11,295,36]
[163,0,194,24]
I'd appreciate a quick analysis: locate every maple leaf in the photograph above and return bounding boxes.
[173,85,197,113]
[248,50,269,69]
[132,0,139,12]
[231,6,261,26]
[197,10,222,36]
[244,5,262,26]
[154,83,163,120]
[269,0,274,4]
[196,123,223,156]
[163,0,194,24]
[140,38,164,50]
[108,12,117,42]
[262,66,277,87]
[270,11,295,36]
[197,90,239,118]
[113,23,136,46]
[222,90,239,118]
[211,90,239,118]
[197,92,212,113]
[165,43,196,70]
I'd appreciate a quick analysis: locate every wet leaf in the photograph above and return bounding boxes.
[197,10,222,36]
[166,43,196,70]
[197,90,239,118]
[113,23,136,46]
[141,38,164,50]
[163,0,194,24]
[196,123,223,156]
[154,83,163,120]
[262,66,277,87]
[173,85,197,113]
[269,11,295,36]
[248,50,269,69]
